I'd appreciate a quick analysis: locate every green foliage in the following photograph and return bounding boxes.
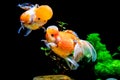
[112,60,120,76]
[86,33,112,62]
[87,33,107,52]
[40,47,50,51]
[117,46,120,52]
[40,47,51,56]
[86,33,120,78]
[95,60,120,76]
[97,51,112,62]
[95,60,114,76]
[112,46,120,59]
[57,21,68,30]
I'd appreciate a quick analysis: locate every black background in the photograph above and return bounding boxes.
[15,0,120,80]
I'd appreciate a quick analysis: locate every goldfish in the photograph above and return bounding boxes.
[17,3,53,36]
[42,25,97,70]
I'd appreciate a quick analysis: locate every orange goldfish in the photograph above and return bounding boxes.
[42,25,97,70]
[17,3,53,36]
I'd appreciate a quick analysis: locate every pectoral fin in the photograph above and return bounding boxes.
[41,40,57,48]
[24,29,32,36]
[17,22,24,34]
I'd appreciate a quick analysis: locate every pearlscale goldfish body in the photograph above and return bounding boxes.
[42,25,97,70]
[17,3,53,36]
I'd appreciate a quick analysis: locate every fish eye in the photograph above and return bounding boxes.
[38,18,40,20]
[51,34,54,37]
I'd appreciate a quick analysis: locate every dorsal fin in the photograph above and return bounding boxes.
[64,30,79,38]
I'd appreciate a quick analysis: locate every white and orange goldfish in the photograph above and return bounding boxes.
[17,3,53,36]
[42,25,97,70]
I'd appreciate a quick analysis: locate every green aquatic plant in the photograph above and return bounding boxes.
[86,33,112,62]
[86,33,120,78]
[57,21,68,30]
[117,46,120,51]
[95,60,120,77]
[112,45,120,59]
[40,47,51,56]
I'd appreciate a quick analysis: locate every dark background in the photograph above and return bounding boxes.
[15,0,120,80]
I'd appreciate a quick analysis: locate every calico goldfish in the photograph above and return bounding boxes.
[42,25,97,70]
[17,3,53,36]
